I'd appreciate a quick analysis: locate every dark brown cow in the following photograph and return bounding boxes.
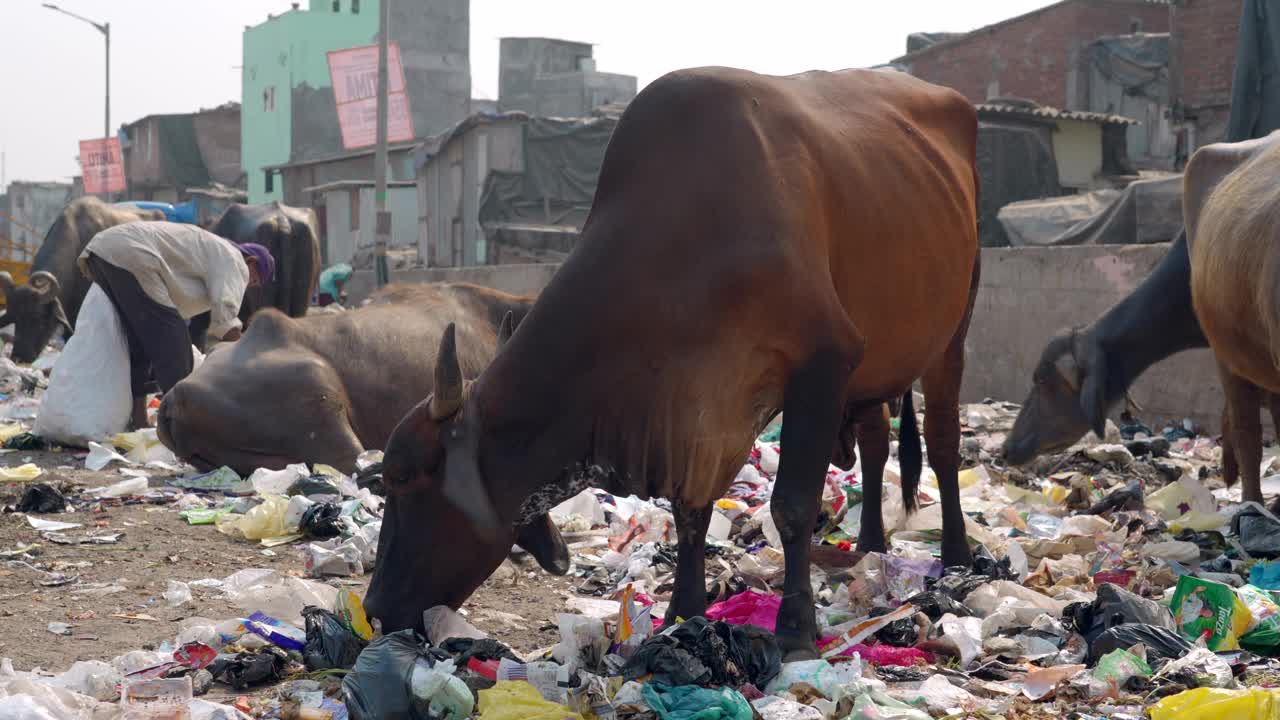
[366,67,980,659]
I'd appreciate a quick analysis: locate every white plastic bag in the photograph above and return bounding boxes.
[35,285,131,447]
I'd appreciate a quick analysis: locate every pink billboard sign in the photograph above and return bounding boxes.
[79,137,126,194]
[327,43,414,150]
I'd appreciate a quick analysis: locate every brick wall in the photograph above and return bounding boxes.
[1174,0,1242,145]
[897,0,1170,108]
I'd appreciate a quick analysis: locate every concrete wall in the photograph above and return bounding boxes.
[319,184,416,264]
[346,262,559,301]
[498,37,636,117]
[896,0,1170,108]
[346,244,1231,431]
[968,244,1223,430]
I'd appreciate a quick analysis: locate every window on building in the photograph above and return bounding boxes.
[332,0,340,11]
[263,86,275,112]
[1130,18,1143,33]
[351,0,360,13]
[264,170,274,194]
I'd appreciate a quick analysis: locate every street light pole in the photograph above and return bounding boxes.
[373,0,390,288]
[42,4,110,199]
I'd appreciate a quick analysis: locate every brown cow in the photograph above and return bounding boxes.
[366,67,980,659]
[1187,130,1280,504]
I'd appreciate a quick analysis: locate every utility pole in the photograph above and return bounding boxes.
[373,0,390,288]
[43,4,110,200]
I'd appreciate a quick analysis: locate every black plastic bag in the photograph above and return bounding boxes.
[437,637,520,665]
[875,617,918,647]
[930,573,990,602]
[4,432,47,451]
[356,462,385,496]
[623,617,780,688]
[342,629,431,720]
[907,589,973,620]
[300,503,344,539]
[1233,506,1280,559]
[972,545,1016,581]
[1083,482,1143,515]
[1066,583,1177,644]
[303,606,367,670]
[14,483,65,513]
[1088,623,1194,668]
[208,648,288,689]
[288,475,341,497]
[718,621,781,688]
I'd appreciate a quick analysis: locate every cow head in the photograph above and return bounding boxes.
[0,271,72,364]
[1004,327,1109,465]
[364,315,570,633]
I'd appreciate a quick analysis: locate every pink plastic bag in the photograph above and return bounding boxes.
[837,643,933,666]
[706,590,782,632]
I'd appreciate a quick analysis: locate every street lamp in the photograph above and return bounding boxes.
[42,3,110,198]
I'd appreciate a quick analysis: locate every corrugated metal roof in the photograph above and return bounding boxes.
[976,102,1139,126]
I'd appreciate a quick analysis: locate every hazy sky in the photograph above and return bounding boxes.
[1,0,1054,184]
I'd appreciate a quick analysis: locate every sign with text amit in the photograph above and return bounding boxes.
[79,137,126,194]
[327,43,415,150]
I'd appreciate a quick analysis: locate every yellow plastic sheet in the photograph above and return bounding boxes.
[1169,511,1230,533]
[1149,687,1280,720]
[215,495,299,543]
[478,682,583,720]
[340,591,374,640]
[0,463,43,482]
[0,423,25,443]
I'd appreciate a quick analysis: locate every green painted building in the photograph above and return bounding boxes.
[242,0,469,204]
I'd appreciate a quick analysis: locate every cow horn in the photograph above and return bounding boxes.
[0,272,13,293]
[497,311,514,348]
[431,323,464,420]
[29,271,60,298]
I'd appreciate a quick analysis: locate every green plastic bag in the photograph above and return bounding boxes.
[1238,584,1280,654]
[641,683,752,720]
[846,691,931,720]
[1172,575,1253,651]
[1094,648,1153,688]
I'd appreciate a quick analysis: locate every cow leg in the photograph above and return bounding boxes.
[1221,367,1263,504]
[922,255,979,568]
[856,404,891,554]
[773,350,852,660]
[1222,404,1239,488]
[663,501,713,626]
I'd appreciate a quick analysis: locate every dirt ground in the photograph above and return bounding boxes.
[0,450,577,700]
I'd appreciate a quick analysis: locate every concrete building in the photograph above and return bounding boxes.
[121,103,242,203]
[306,180,417,265]
[1169,0,1244,147]
[415,109,619,267]
[977,100,1138,189]
[2,182,73,262]
[890,0,1170,108]
[498,37,636,117]
[241,0,469,204]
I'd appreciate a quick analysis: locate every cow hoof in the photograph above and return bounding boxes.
[777,633,819,662]
[941,545,974,569]
[781,645,820,662]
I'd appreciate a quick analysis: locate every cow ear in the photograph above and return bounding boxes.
[515,512,570,575]
[497,311,514,349]
[431,323,463,420]
[1079,346,1109,439]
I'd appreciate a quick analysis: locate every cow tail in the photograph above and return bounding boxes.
[898,390,922,514]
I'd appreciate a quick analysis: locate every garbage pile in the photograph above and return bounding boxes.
[8,397,1280,718]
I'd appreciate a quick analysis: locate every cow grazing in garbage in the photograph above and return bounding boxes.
[0,197,164,363]
[1004,132,1280,505]
[208,202,321,320]
[158,282,533,475]
[1186,130,1280,505]
[365,67,980,659]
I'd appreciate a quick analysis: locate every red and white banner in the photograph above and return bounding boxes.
[79,137,125,194]
[327,43,414,150]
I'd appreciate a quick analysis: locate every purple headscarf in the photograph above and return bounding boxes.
[237,243,276,283]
